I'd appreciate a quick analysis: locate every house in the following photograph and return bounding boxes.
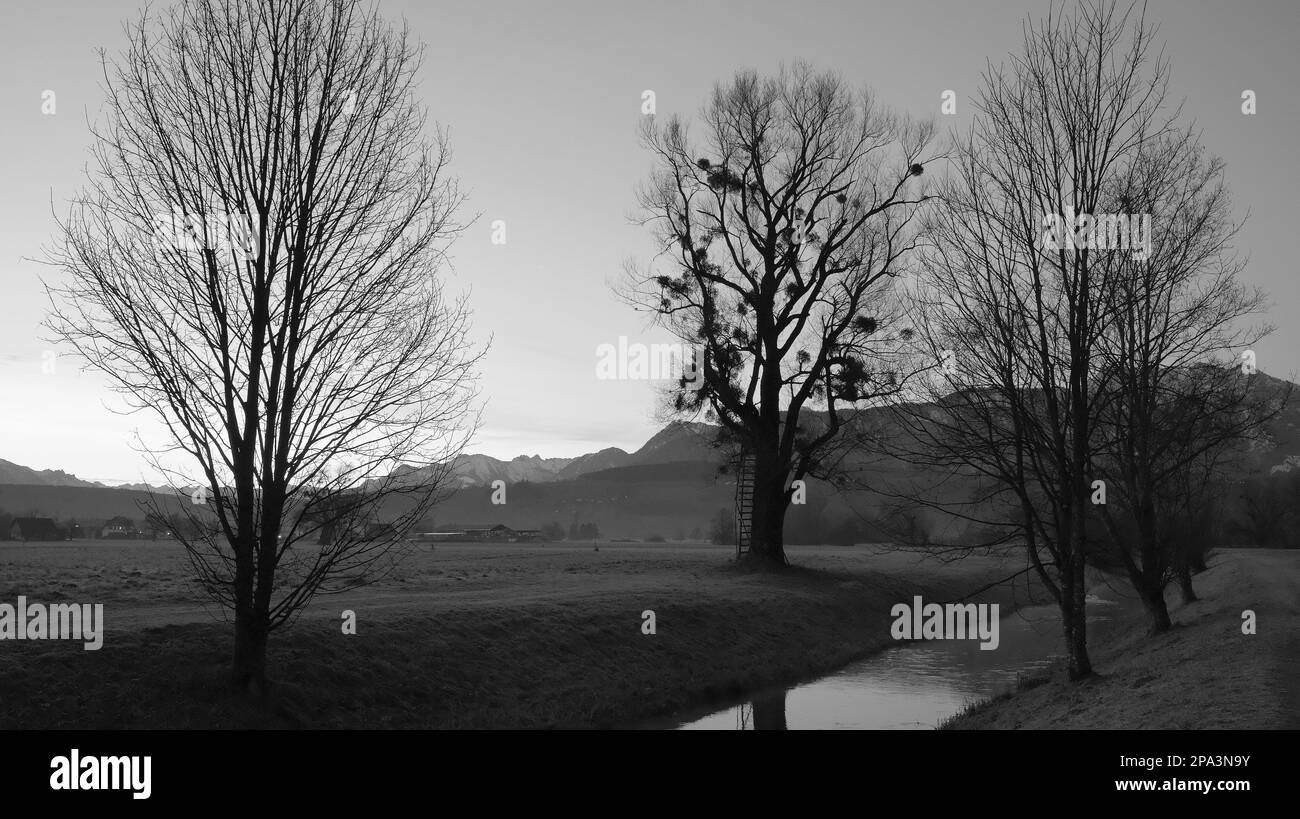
[414,526,500,543]
[413,524,493,543]
[9,517,65,542]
[101,516,142,540]
[412,524,550,543]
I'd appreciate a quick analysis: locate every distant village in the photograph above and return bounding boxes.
[5,515,150,542]
[411,524,546,543]
[2,514,556,544]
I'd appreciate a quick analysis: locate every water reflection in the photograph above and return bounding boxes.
[674,594,1133,730]
[750,690,788,730]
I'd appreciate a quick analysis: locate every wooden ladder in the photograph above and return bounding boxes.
[735,449,755,559]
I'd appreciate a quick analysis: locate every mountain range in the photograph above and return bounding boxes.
[0,459,105,488]
[0,420,724,492]
[3,372,1298,540]
[435,421,720,487]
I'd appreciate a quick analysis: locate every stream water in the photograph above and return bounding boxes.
[664,590,1140,730]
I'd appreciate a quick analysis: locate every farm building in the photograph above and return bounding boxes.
[101,516,143,539]
[415,524,548,543]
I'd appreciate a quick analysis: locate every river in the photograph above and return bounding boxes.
[662,589,1140,730]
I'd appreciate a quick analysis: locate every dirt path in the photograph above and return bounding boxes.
[1247,550,1300,728]
[947,549,1300,729]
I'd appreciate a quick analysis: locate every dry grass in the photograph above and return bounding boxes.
[0,540,1030,729]
[942,548,1300,730]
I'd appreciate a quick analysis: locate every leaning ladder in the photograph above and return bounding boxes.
[735,449,755,559]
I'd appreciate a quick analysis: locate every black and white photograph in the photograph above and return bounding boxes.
[0,0,1295,803]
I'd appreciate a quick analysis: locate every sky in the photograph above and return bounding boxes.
[0,0,1297,484]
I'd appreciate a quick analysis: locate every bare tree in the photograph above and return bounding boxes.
[897,1,1177,679]
[1076,68,1289,634]
[1088,126,1283,631]
[621,62,935,566]
[44,0,482,692]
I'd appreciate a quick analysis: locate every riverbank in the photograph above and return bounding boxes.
[0,541,1036,729]
[942,549,1300,729]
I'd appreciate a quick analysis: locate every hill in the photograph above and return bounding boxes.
[0,483,189,524]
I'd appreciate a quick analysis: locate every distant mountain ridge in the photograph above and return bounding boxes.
[0,420,725,492]
[442,453,576,486]
[0,459,104,488]
[435,420,722,487]
[4,372,1297,492]
[554,447,630,481]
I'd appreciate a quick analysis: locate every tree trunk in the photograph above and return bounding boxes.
[1061,600,1091,680]
[1138,581,1172,633]
[231,526,268,695]
[1177,566,1197,604]
[1124,554,1173,634]
[232,608,268,695]
[743,447,789,565]
[1060,547,1093,680]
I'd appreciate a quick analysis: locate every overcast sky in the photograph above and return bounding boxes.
[1,0,1296,484]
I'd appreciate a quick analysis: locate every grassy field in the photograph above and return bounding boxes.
[942,548,1300,730]
[0,539,1036,729]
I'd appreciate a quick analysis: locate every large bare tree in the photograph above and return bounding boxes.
[897,1,1178,679]
[45,0,482,691]
[622,63,934,566]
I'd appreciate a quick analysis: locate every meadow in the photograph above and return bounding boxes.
[0,539,1034,728]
